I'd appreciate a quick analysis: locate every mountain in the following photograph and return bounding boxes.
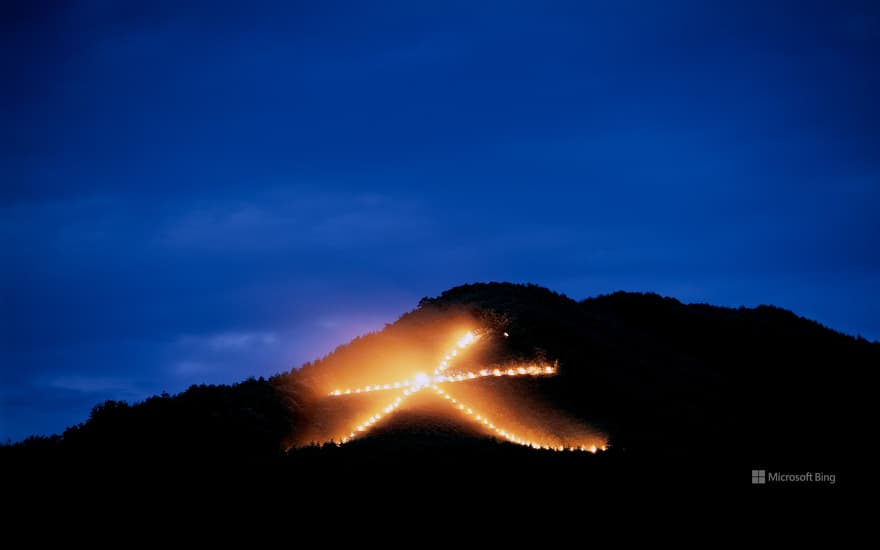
[2,282,870,491]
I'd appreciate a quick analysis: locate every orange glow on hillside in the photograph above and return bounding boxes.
[292,324,608,453]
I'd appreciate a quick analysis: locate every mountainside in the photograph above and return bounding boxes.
[2,283,870,489]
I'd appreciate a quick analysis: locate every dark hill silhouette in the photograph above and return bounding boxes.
[2,282,870,490]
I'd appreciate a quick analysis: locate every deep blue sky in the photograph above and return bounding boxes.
[2,1,878,441]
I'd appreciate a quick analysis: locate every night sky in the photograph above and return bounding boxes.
[2,1,878,441]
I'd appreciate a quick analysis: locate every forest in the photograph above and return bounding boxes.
[2,283,870,492]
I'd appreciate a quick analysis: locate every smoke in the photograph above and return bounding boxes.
[284,306,606,451]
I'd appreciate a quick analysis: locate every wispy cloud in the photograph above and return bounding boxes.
[44,375,141,396]
[207,331,277,350]
[178,330,278,351]
[159,189,427,251]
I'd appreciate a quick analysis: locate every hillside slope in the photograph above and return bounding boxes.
[2,283,871,487]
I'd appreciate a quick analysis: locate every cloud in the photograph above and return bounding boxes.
[45,375,140,395]
[158,189,427,252]
[176,330,279,353]
[172,360,212,376]
[205,331,278,351]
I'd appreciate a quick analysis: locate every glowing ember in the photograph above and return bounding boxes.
[457,331,475,349]
[412,372,431,388]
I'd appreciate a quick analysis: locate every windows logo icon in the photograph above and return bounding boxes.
[752,470,766,484]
